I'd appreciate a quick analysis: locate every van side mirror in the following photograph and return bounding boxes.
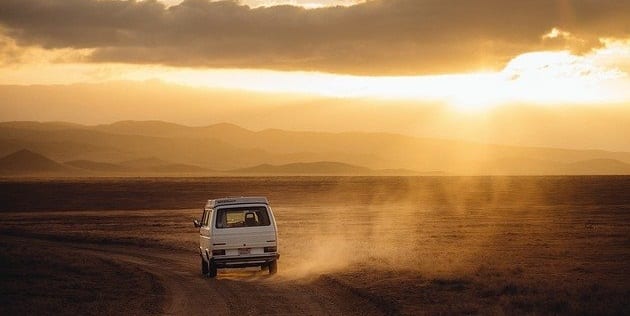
[193,219,201,228]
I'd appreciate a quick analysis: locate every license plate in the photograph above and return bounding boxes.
[238,248,250,255]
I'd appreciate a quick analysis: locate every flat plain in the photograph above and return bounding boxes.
[1,176,629,315]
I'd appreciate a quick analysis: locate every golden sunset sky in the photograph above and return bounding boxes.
[1,0,629,150]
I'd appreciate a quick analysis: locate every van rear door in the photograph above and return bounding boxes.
[212,205,276,256]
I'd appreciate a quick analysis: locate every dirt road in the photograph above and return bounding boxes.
[6,236,388,316]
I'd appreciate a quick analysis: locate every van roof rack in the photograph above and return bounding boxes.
[205,196,269,208]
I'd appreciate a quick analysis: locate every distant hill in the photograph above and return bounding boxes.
[118,157,210,173]
[148,163,210,173]
[95,121,195,138]
[1,120,630,175]
[119,157,171,169]
[2,81,629,152]
[65,158,210,174]
[94,121,253,140]
[377,169,445,176]
[0,149,71,174]
[231,161,372,175]
[0,150,212,176]
[0,123,271,170]
[563,159,630,175]
[64,160,130,173]
[232,162,437,176]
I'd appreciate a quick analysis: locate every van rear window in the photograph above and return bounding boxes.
[215,206,271,228]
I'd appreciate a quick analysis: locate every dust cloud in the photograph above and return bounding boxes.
[276,176,557,279]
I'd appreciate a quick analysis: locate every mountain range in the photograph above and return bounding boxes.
[1,120,630,176]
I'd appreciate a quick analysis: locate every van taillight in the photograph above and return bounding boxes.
[264,246,277,253]
[212,249,226,256]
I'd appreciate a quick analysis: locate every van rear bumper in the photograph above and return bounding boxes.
[213,253,279,268]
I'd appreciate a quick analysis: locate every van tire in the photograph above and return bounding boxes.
[269,260,277,275]
[201,257,208,275]
[208,260,218,278]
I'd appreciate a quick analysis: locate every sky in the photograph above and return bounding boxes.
[0,0,629,149]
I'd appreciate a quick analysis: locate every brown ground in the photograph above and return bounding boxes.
[1,176,629,315]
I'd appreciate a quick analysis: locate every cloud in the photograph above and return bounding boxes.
[0,0,629,75]
[237,0,364,9]
[0,33,24,65]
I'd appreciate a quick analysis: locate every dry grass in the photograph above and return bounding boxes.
[0,238,165,315]
[1,176,629,314]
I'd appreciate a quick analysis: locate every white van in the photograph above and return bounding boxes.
[194,197,279,277]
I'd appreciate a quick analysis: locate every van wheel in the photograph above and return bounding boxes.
[208,260,218,278]
[268,260,277,275]
[201,257,208,275]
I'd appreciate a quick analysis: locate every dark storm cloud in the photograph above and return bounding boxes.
[0,0,628,75]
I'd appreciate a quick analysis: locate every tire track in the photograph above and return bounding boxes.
[3,235,385,316]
